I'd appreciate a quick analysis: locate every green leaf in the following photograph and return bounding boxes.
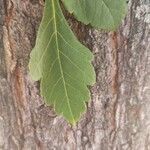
[29,0,95,124]
[62,0,127,30]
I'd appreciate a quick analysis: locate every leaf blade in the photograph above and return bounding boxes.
[29,0,95,124]
[62,0,127,30]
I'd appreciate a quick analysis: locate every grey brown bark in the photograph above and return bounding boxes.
[0,0,150,149]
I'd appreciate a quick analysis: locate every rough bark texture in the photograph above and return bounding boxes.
[0,0,150,149]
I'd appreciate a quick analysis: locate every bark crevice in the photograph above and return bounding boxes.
[0,0,150,149]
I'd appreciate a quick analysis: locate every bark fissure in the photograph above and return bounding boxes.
[0,0,150,149]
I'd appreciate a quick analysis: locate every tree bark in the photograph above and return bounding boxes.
[0,0,150,149]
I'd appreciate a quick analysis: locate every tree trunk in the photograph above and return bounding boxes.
[0,0,150,149]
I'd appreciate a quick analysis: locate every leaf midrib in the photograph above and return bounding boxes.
[51,0,75,123]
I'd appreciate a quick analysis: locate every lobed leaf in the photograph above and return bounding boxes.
[62,0,127,30]
[29,0,95,124]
